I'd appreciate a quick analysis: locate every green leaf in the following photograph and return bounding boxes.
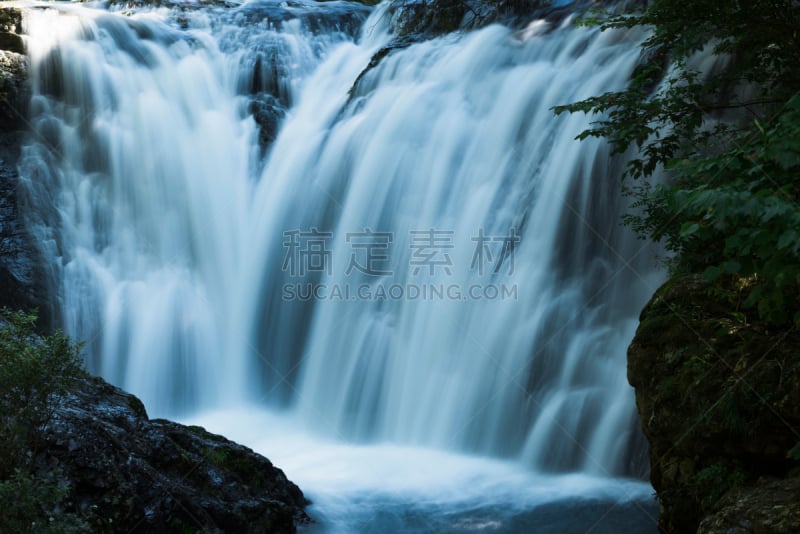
[777,229,798,250]
[722,261,742,274]
[703,266,722,281]
[729,311,747,324]
[680,222,700,236]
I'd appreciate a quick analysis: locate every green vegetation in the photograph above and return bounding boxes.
[555,0,800,327]
[0,309,88,531]
[692,462,747,510]
[0,472,87,533]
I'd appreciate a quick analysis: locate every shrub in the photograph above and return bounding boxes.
[0,309,87,530]
[555,0,800,327]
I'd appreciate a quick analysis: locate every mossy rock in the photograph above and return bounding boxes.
[629,274,800,532]
[20,376,311,531]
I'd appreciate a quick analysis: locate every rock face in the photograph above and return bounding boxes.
[38,375,310,532]
[628,275,800,533]
[0,156,40,314]
[0,8,27,139]
[0,7,46,320]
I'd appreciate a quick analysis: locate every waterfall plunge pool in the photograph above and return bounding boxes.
[186,408,658,533]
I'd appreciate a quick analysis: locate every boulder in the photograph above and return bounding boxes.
[37,375,310,532]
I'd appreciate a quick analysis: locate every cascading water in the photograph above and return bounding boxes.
[19,2,662,531]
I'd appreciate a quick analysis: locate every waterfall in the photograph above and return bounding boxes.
[19,0,660,498]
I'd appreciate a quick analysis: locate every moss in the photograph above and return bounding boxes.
[187,424,217,440]
[201,446,229,467]
[629,274,800,531]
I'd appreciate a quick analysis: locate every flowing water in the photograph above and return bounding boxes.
[19,1,662,531]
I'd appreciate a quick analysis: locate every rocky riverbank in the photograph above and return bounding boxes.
[29,374,310,532]
[628,275,800,533]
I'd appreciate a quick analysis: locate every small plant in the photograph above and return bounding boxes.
[0,308,88,530]
[692,463,746,509]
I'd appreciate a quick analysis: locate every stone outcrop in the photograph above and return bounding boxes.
[37,375,310,532]
[628,275,800,533]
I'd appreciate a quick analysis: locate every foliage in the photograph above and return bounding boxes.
[0,471,88,533]
[0,309,85,475]
[555,0,800,327]
[635,97,800,325]
[0,309,87,530]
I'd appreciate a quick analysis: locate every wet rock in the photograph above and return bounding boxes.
[0,44,28,132]
[0,159,40,315]
[37,375,310,532]
[388,0,581,39]
[348,36,417,100]
[249,94,286,152]
[0,9,43,318]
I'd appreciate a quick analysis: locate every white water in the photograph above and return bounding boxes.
[20,2,661,530]
[186,408,657,532]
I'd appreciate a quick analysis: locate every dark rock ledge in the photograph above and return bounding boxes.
[37,375,310,532]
